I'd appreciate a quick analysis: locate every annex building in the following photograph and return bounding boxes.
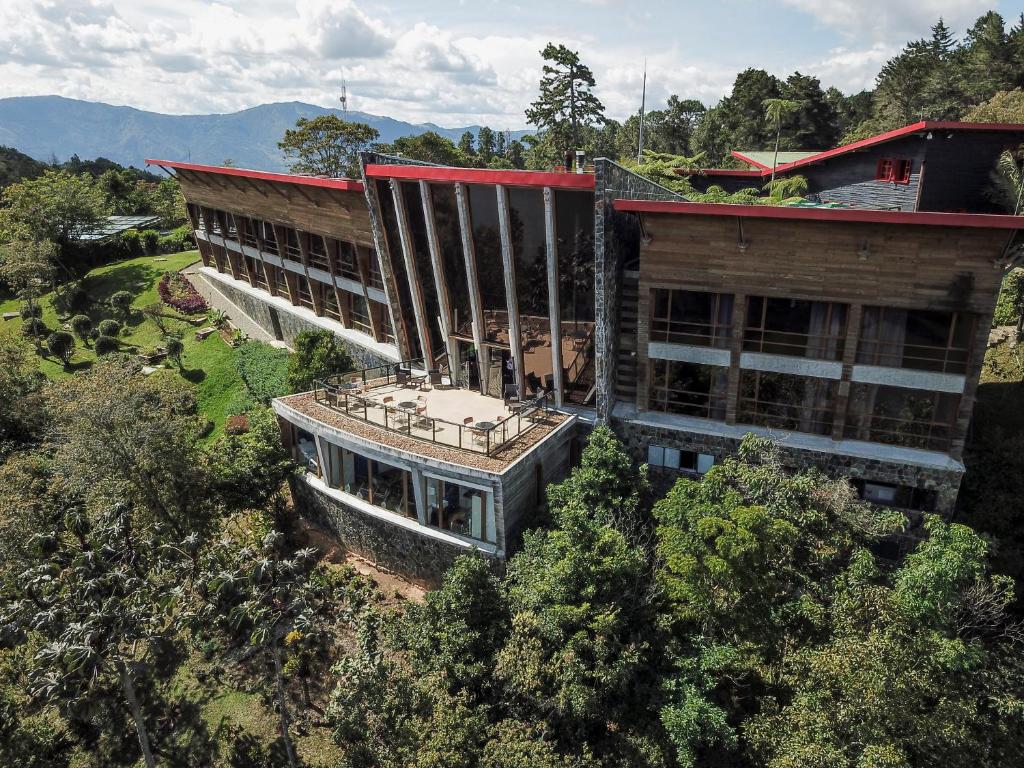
[149,121,1024,585]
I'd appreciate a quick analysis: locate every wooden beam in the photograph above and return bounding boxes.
[390,179,434,364]
[297,231,324,316]
[419,180,458,374]
[455,182,487,394]
[324,237,352,329]
[272,224,300,305]
[543,187,564,407]
[353,244,381,340]
[361,175,412,358]
[242,176,269,198]
[496,184,526,399]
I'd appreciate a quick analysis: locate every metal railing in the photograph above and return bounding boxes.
[312,359,553,457]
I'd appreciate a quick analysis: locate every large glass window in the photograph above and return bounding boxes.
[322,443,415,519]
[467,184,509,345]
[296,275,315,311]
[648,360,728,420]
[844,384,959,452]
[429,184,473,339]
[401,182,446,365]
[651,289,733,348]
[335,240,361,281]
[322,286,341,322]
[744,297,847,360]
[424,476,495,544]
[349,292,373,336]
[857,307,974,374]
[364,246,385,291]
[376,180,421,359]
[307,234,330,272]
[556,190,596,405]
[509,187,551,396]
[738,371,837,435]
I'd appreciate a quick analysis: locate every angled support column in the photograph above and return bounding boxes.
[297,231,324,316]
[324,237,351,328]
[832,303,863,442]
[420,180,458,374]
[234,217,258,287]
[543,187,565,407]
[353,244,382,341]
[496,184,526,400]
[390,180,434,365]
[455,182,487,394]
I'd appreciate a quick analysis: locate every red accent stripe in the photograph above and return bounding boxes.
[611,199,1024,230]
[365,163,596,189]
[145,159,365,192]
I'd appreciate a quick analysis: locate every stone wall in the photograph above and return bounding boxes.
[193,269,390,368]
[610,416,964,515]
[290,474,497,588]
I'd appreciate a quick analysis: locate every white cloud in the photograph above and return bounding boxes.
[780,0,991,41]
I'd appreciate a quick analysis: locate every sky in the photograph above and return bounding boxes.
[0,0,1018,129]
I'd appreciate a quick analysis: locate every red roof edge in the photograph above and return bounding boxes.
[145,159,365,192]
[730,150,773,170]
[612,198,1024,230]
[364,163,596,189]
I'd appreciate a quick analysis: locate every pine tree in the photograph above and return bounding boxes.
[524,43,606,156]
[458,130,476,157]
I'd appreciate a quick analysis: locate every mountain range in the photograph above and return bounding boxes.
[0,95,531,173]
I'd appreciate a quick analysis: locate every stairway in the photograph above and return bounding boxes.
[615,271,640,402]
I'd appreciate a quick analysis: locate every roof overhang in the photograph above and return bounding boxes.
[145,159,365,192]
[365,163,595,190]
[612,198,1024,230]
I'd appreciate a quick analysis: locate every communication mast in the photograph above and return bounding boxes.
[339,80,348,112]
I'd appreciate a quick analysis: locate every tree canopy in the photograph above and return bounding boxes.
[278,115,380,178]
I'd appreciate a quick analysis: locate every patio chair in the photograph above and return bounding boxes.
[428,369,443,387]
[383,395,394,404]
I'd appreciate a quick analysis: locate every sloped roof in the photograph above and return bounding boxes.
[731,150,819,170]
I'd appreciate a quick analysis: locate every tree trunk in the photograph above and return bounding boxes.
[273,645,299,768]
[120,664,157,768]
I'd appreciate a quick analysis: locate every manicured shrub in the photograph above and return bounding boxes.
[54,280,90,315]
[88,328,100,342]
[70,314,93,345]
[94,335,119,355]
[19,303,41,320]
[109,290,134,319]
[157,225,195,254]
[46,331,75,365]
[22,318,47,338]
[166,336,184,366]
[98,319,121,337]
[158,272,207,314]
[120,228,143,257]
[236,341,290,404]
[141,229,160,255]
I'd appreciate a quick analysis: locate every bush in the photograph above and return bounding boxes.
[157,225,195,254]
[94,335,119,355]
[54,280,90,315]
[236,341,290,404]
[109,290,134,319]
[166,336,184,366]
[98,319,121,337]
[141,229,160,255]
[22,318,47,338]
[224,388,257,417]
[992,269,1024,327]
[19,304,41,320]
[70,314,93,344]
[120,229,143,257]
[46,331,75,365]
[288,330,353,393]
[158,272,207,314]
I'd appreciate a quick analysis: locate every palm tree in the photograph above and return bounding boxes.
[762,98,800,185]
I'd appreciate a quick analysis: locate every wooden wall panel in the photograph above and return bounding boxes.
[176,171,375,248]
[638,214,1007,315]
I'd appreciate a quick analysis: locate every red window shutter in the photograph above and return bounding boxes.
[876,158,894,182]
[896,159,912,183]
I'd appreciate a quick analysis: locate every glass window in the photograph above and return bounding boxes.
[401,182,446,364]
[651,289,733,348]
[744,296,847,360]
[510,187,552,396]
[429,184,473,339]
[467,184,509,345]
[323,442,414,519]
[424,476,495,543]
[845,383,959,452]
[738,370,837,435]
[556,190,596,405]
[349,292,373,336]
[322,286,341,321]
[648,360,728,420]
[375,179,421,359]
[857,307,973,374]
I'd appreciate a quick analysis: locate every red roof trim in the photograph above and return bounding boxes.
[365,163,596,189]
[766,121,1024,177]
[730,150,773,170]
[145,159,365,192]
[612,199,1024,230]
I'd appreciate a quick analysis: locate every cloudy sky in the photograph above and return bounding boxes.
[0,0,1017,128]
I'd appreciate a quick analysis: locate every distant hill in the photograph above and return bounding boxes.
[0,145,46,187]
[0,96,531,173]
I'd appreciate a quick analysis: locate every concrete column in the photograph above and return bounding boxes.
[724,293,748,425]
[323,237,350,328]
[420,180,459,373]
[832,303,863,442]
[496,184,526,399]
[409,466,427,526]
[390,180,434,364]
[543,187,564,407]
[455,182,487,394]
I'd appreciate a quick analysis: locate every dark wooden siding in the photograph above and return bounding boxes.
[918,131,1024,214]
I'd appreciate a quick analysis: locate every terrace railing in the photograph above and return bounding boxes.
[312,359,553,457]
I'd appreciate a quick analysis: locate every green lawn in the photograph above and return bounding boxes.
[1,250,248,438]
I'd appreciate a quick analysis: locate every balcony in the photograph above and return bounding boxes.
[283,360,568,468]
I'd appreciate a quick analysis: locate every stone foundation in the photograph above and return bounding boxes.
[610,416,963,515]
[290,474,497,588]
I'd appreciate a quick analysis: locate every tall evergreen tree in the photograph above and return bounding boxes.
[525,43,606,156]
